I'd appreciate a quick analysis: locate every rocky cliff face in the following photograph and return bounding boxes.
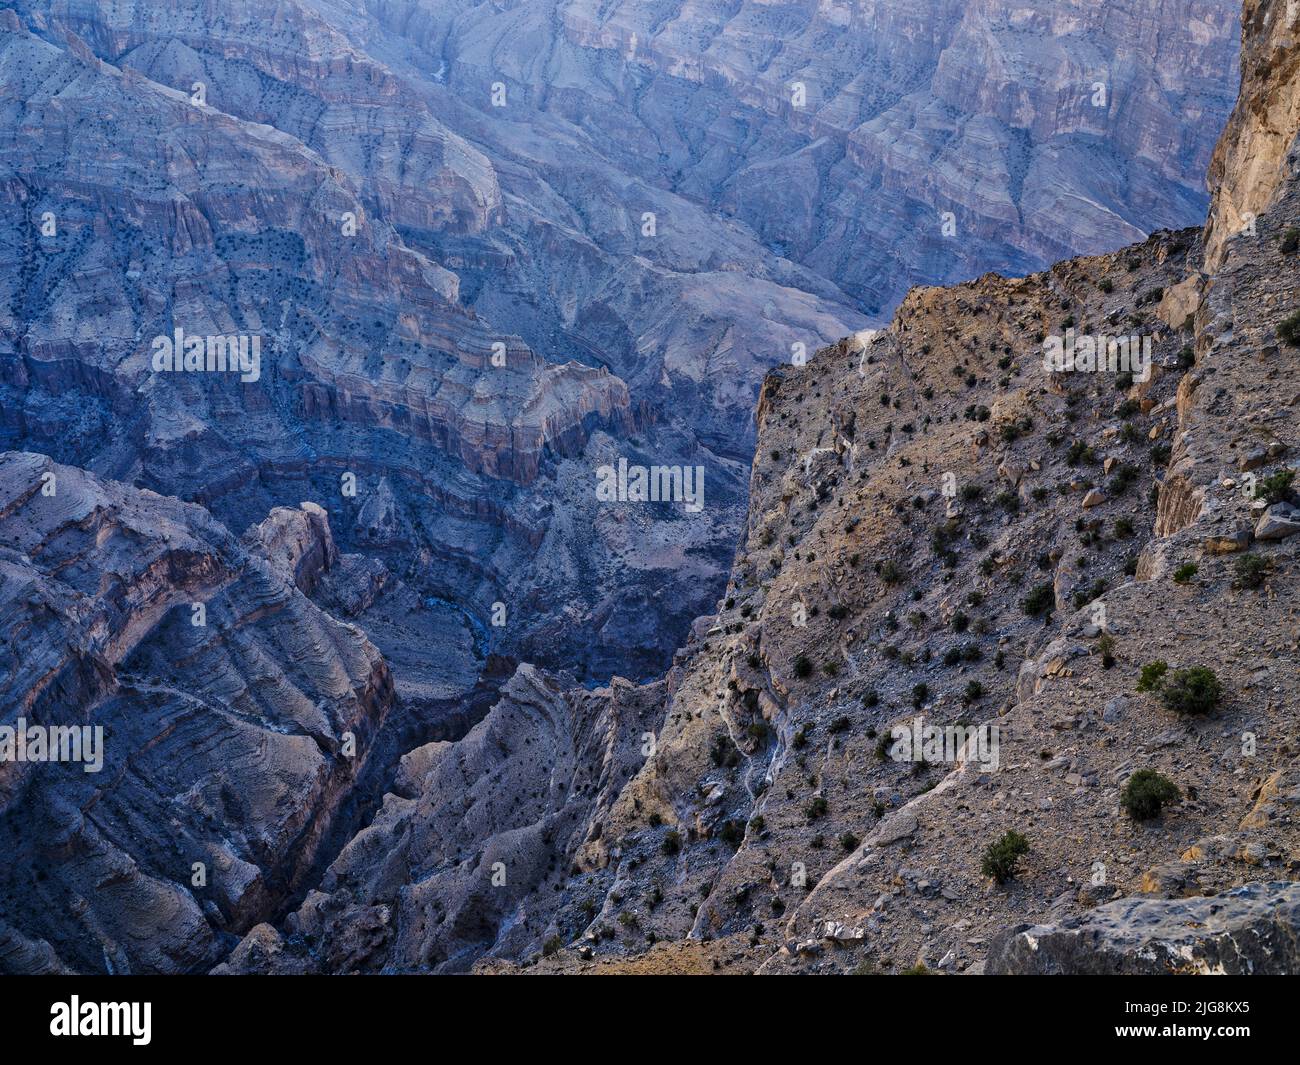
[0,453,393,974]
[1204,0,1300,269]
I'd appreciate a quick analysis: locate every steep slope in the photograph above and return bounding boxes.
[558,0,1299,974]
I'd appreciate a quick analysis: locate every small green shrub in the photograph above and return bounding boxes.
[1233,553,1271,590]
[1279,311,1300,347]
[1160,666,1222,716]
[1136,660,1168,692]
[1121,769,1180,821]
[1172,562,1198,584]
[1022,583,1055,618]
[981,830,1030,884]
[1254,468,1296,506]
[1096,633,1116,669]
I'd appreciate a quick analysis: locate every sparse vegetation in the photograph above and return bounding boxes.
[1160,666,1223,716]
[1254,468,1296,506]
[1233,553,1271,590]
[1022,583,1055,618]
[1136,660,1168,692]
[1121,769,1180,821]
[1137,660,1221,716]
[1280,310,1300,347]
[981,830,1030,884]
[1096,633,1116,669]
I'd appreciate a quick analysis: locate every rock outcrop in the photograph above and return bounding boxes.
[0,453,394,974]
[216,665,664,973]
[988,883,1300,974]
[1203,0,1300,269]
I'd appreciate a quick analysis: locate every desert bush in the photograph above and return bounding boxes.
[1280,311,1300,347]
[1022,583,1055,618]
[1254,468,1296,505]
[981,830,1030,884]
[1160,666,1222,716]
[1233,553,1271,590]
[1136,660,1168,692]
[1121,769,1180,821]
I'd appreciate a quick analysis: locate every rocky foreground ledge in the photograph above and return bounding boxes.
[988,883,1300,974]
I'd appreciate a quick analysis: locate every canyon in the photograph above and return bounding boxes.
[2,0,1296,976]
